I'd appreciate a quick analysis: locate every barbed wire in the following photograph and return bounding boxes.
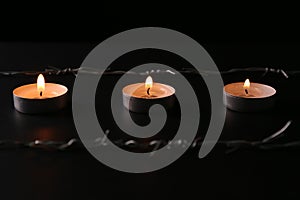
[0,120,294,154]
[0,66,297,79]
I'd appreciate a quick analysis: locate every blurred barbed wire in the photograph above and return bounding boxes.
[0,121,294,154]
[0,66,296,79]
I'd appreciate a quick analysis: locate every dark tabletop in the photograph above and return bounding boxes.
[1,41,300,200]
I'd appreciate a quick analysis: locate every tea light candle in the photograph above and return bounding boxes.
[13,74,68,114]
[223,79,276,112]
[122,76,175,113]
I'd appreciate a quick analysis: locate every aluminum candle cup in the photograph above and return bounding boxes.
[223,79,276,112]
[122,76,176,113]
[13,75,68,114]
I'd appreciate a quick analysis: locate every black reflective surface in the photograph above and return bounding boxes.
[1,42,300,200]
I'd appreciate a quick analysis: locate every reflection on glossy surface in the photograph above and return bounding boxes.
[13,106,75,141]
[222,109,289,141]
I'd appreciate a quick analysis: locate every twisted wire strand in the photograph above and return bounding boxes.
[0,121,293,153]
[0,66,295,78]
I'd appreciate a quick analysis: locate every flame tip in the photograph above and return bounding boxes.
[145,76,153,89]
[243,78,250,88]
[37,74,45,93]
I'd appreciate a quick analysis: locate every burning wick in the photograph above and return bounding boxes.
[40,91,43,97]
[243,79,250,95]
[147,87,150,95]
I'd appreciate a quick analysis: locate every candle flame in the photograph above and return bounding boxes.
[37,74,45,95]
[145,76,153,90]
[243,79,250,89]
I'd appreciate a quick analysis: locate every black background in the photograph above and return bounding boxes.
[1,9,300,199]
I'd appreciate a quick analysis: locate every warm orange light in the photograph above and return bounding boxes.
[145,76,153,90]
[243,79,250,89]
[37,74,45,96]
